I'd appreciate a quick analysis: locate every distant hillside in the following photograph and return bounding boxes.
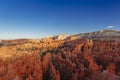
[1,30,120,47]
[67,30,120,41]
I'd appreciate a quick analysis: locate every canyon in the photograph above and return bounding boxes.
[0,30,120,80]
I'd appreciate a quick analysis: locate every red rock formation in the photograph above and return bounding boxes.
[0,39,120,80]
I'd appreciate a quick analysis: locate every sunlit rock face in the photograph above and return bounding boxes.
[56,34,69,40]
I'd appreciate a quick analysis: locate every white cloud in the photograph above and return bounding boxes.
[106,26,114,29]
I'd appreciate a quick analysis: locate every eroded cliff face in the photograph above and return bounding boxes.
[0,38,120,80]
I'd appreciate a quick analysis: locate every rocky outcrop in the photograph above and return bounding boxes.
[56,34,68,40]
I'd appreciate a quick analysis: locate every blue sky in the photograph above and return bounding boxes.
[0,0,120,39]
